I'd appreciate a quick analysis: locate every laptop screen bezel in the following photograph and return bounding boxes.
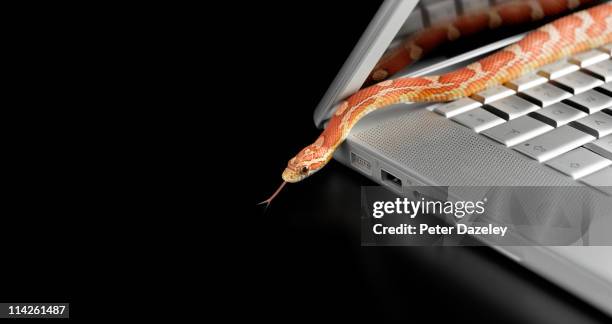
[312,0,419,128]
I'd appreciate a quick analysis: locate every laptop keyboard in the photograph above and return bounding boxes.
[434,44,612,189]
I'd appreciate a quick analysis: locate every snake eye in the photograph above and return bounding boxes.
[301,166,309,174]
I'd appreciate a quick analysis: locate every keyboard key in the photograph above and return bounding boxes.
[599,43,612,55]
[505,73,547,91]
[571,112,612,138]
[597,82,612,96]
[485,95,539,120]
[564,89,612,114]
[545,147,612,179]
[551,71,603,94]
[513,125,595,162]
[482,116,553,147]
[451,107,505,132]
[519,83,572,107]
[569,49,609,67]
[471,85,515,104]
[434,97,481,117]
[579,167,612,195]
[584,135,612,160]
[582,60,612,82]
[530,102,588,127]
[537,60,580,79]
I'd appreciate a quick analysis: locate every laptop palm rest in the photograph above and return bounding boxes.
[339,106,575,186]
[333,104,612,314]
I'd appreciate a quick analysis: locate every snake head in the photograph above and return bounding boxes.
[282,136,330,183]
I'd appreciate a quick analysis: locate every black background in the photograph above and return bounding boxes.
[246,2,612,323]
[0,6,77,320]
[8,1,610,321]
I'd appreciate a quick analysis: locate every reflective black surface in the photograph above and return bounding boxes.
[253,163,611,323]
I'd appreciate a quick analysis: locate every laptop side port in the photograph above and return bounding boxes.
[381,169,402,192]
[350,152,372,175]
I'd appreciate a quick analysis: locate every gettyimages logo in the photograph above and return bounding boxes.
[371,196,487,219]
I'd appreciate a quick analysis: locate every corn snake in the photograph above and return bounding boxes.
[366,0,600,84]
[262,1,612,205]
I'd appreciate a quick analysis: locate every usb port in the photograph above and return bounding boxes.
[381,169,402,191]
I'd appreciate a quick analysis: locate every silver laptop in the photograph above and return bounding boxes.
[313,0,612,316]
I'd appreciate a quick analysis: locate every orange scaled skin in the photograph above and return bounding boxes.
[365,0,596,86]
[281,3,612,184]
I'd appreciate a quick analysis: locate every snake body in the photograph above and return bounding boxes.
[268,2,612,204]
[366,0,597,84]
